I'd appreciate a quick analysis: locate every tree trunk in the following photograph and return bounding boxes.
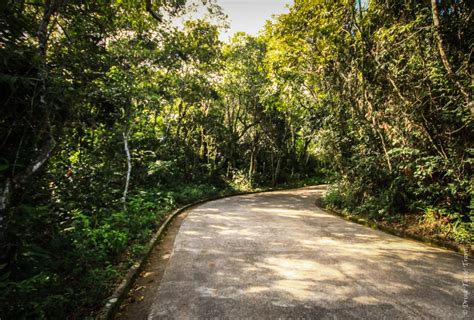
[273,157,281,187]
[430,0,470,104]
[0,136,56,242]
[0,179,11,241]
[122,130,132,210]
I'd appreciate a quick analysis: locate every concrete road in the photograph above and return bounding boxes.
[148,186,471,319]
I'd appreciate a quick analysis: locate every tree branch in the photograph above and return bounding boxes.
[12,136,57,189]
[146,0,163,22]
[430,0,470,104]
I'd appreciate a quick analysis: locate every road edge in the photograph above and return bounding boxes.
[314,197,472,255]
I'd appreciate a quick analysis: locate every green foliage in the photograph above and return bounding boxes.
[0,182,233,318]
[421,207,473,243]
[270,0,472,241]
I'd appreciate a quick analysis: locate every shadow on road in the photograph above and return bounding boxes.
[129,186,470,319]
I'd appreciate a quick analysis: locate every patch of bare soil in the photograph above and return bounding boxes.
[115,211,188,320]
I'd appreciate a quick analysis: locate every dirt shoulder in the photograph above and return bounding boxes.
[114,211,188,320]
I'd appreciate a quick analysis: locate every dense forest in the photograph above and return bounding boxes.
[0,0,472,318]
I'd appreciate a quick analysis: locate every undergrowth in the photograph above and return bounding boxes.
[323,182,473,244]
[0,183,235,319]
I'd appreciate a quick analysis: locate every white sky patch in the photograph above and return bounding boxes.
[217,0,292,41]
[172,0,292,42]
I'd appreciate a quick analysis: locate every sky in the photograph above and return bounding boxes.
[216,0,293,41]
[177,1,369,41]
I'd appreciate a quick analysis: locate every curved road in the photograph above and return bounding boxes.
[147,186,469,319]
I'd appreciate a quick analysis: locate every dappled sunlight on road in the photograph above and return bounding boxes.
[149,186,468,319]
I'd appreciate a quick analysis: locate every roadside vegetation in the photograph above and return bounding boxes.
[0,0,472,318]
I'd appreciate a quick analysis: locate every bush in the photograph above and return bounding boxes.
[420,207,473,243]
